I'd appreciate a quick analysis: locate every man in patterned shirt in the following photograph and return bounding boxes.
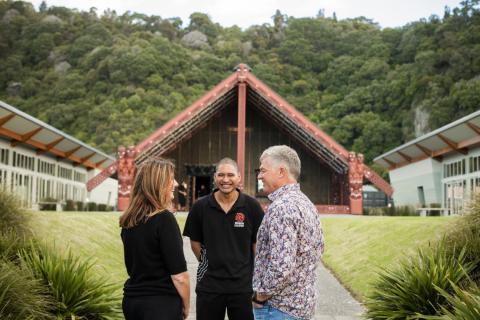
[252,145,325,320]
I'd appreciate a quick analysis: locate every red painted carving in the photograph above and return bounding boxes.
[349,152,364,214]
[117,146,137,211]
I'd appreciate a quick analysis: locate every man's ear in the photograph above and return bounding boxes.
[278,166,287,178]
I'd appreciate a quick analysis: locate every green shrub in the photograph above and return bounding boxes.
[97,203,107,211]
[0,231,28,262]
[365,244,475,319]
[435,283,480,319]
[87,202,97,211]
[0,192,53,319]
[20,244,121,319]
[363,205,417,216]
[39,197,57,211]
[0,259,54,320]
[64,199,75,211]
[392,205,417,216]
[76,201,85,211]
[0,190,30,235]
[444,195,480,284]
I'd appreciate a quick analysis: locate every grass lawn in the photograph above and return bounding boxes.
[26,211,455,303]
[321,216,456,301]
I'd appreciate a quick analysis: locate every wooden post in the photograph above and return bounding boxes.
[237,83,246,189]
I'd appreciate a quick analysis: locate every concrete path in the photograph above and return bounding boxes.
[182,236,365,320]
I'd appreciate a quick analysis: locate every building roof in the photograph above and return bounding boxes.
[374,109,480,170]
[0,100,115,170]
[87,64,392,196]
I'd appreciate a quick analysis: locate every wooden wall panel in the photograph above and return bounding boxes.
[164,97,335,204]
[165,103,237,185]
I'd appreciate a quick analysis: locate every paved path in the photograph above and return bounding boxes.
[182,237,364,320]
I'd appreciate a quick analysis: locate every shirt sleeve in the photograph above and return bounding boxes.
[158,212,187,275]
[258,204,297,295]
[250,200,264,243]
[182,201,203,242]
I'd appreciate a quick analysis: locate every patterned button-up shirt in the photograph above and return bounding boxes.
[253,183,324,319]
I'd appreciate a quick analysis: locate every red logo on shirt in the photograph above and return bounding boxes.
[235,212,245,222]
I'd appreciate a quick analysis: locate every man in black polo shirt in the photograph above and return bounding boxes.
[183,157,264,320]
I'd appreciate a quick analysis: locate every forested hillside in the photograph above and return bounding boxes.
[1,0,479,169]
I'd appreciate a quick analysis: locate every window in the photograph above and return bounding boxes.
[444,160,466,178]
[10,152,35,171]
[0,148,9,165]
[469,155,480,173]
[38,160,56,176]
[74,171,86,183]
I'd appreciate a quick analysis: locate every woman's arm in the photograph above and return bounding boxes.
[171,271,190,319]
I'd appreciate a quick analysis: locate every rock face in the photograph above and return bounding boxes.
[242,41,253,56]
[2,9,20,23]
[54,61,71,75]
[42,15,63,24]
[414,107,430,137]
[7,82,22,97]
[181,31,209,49]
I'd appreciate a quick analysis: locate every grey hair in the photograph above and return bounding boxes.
[215,157,239,174]
[260,145,301,180]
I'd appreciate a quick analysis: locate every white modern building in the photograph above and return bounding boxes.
[374,110,480,215]
[0,100,117,210]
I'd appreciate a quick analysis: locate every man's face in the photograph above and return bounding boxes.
[258,157,280,195]
[214,164,240,195]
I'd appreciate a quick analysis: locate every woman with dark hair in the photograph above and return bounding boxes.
[120,158,190,320]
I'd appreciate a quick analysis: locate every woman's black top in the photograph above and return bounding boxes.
[121,210,187,297]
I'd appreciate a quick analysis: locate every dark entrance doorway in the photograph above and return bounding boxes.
[194,176,212,198]
[185,164,216,205]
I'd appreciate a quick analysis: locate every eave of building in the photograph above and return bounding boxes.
[135,66,350,174]
[0,100,115,170]
[374,109,480,171]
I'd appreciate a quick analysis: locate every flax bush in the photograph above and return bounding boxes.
[366,194,480,319]
[365,244,474,319]
[0,258,54,320]
[427,283,480,320]
[20,244,122,320]
[0,190,30,235]
[0,191,52,319]
[444,194,480,283]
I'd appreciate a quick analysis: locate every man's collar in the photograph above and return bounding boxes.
[208,188,246,209]
[268,183,300,202]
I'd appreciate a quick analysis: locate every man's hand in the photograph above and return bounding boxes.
[257,293,271,301]
[252,292,271,308]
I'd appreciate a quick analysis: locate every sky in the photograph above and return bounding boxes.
[30,0,463,29]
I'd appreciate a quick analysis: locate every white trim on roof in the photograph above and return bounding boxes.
[0,100,115,168]
[374,109,480,168]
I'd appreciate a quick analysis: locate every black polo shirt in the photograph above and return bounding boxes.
[183,190,264,294]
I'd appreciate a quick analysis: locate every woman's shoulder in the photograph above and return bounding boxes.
[150,209,176,222]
